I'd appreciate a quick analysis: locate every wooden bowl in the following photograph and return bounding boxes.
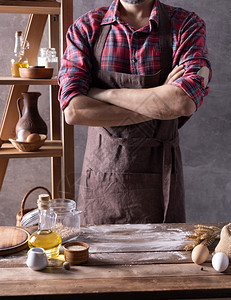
[64,242,89,265]
[9,134,47,152]
[19,67,53,79]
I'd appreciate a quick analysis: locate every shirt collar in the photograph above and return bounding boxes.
[101,0,159,26]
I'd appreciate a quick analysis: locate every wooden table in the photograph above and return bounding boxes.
[0,223,230,300]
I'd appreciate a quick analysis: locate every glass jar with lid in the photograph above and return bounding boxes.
[49,199,82,243]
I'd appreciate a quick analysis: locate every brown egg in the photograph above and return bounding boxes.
[191,244,209,265]
[26,133,41,143]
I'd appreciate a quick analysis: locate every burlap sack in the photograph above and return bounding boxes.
[214,223,231,260]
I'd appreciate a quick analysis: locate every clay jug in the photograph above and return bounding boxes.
[16,92,47,136]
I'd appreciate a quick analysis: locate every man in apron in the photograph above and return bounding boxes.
[58,0,211,224]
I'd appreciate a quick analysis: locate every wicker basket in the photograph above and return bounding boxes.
[9,134,47,152]
[16,186,52,227]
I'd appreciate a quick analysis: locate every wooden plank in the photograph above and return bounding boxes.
[0,250,193,268]
[48,13,62,198]
[0,263,226,281]
[78,223,194,253]
[0,1,60,15]
[60,0,75,200]
[0,265,231,298]
[23,14,48,66]
[0,140,62,158]
[0,159,8,191]
[60,0,73,53]
[62,117,75,199]
[0,77,58,85]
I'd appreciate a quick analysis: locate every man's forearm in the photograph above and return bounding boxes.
[64,94,151,127]
[89,84,196,120]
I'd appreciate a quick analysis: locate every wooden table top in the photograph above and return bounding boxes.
[0,223,230,300]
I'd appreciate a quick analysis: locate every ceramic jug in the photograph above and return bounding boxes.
[15,92,47,136]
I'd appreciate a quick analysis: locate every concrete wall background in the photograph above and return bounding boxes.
[0,0,230,225]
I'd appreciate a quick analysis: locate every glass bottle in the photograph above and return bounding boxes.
[28,194,62,259]
[10,31,29,77]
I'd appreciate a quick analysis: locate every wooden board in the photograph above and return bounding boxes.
[0,226,30,255]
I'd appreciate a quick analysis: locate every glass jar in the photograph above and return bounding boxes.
[37,47,48,67]
[37,47,58,76]
[50,199,82,243]
[46,48,58,76]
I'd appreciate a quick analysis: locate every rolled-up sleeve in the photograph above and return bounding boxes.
[170,13,212,110]
[58,19,93,111]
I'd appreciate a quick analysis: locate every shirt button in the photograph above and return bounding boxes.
[132,58,137,63]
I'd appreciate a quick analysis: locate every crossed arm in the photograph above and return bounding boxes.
[64,65,196,127]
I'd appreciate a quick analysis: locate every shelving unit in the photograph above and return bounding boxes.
[0,0,75,200]
[0,77,58,85]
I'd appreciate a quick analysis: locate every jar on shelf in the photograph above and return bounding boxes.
[47,48,58,76]
[37,47,58,76]
[50,199,83,243]
[37,47,48,67]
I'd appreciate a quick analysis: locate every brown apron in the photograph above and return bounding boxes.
[78,0,185,225]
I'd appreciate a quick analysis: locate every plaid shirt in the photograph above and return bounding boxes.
[58,0,212,118]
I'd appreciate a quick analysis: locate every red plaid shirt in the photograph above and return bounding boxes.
[58,0,211,116]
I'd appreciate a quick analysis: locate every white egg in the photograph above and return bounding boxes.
[212,252,229,272]
[17,130,31,142]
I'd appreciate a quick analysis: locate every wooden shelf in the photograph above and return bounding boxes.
[0,76,58,85]
[0,1,60,14]
[0,0,74,199]
[0,140,62,158]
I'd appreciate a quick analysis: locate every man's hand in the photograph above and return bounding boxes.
[164,65,185,84]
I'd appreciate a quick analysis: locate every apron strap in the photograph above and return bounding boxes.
[162,140,174,222]
[92,25,111,71]
[157,0,173,83]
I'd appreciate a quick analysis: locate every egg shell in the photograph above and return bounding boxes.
[191,244,209,265]
[17,130,31,142]
[26,133,41,143]
[212,252,229,272]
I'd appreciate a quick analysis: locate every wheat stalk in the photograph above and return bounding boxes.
[184,224,221,251]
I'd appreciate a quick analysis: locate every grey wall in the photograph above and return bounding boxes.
[0,0,230,225]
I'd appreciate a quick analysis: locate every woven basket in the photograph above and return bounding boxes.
[9,134,46,152]
[16,186,52,227]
